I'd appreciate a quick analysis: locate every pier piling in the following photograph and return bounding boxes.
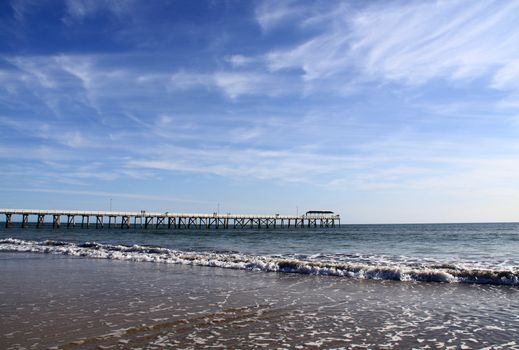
[67,215,75,228]
[37,214,44,228]
[5,213,12,228]
[22,214,29,228]
[96,216,103,229]
[121,216,130,229]
[52,214,60,228]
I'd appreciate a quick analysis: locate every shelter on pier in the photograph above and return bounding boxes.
[305,210,334,216]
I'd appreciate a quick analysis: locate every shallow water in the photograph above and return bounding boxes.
[1,253,519,349]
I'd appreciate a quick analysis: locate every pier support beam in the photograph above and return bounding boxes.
[67,215,75,228]
[37,214,45,228]
[81,215,89,228]
[53,214,61,228]
[22,214,29,228]
[188,217,197,229]
[96,216,103,229]
[108,216,116,228]
[156,217,164,229]
[5,213,12,228]
[145,216,153,229]
[121,216,130,229]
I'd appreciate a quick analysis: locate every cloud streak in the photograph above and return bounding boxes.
[0,187,212,204]
[260,1,519,92]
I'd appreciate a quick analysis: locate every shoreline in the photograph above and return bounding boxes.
[2,252,519,349]
[2,237,518,286]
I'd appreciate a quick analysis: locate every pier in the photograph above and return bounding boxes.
[0,209,340,229]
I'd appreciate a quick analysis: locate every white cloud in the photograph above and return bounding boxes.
[255,0,301,31]
[9,0,37,22]
[5,52,291,110]
[8,56,58,88]
[228,127,264,143]
[213,71,280,99]
[0,115,90,149]
[154,114,196,131]
[261,1,519,90]
[170,70,291,99]
[1,187,212,205]
[123,138,519,198]
[56,55,94,91]
[491,60,519,90]
[349,1,519,85]
[170,71,212,90]
[125,144,351,183]
[225,54,255,68]
[63,0,134,24]
[60,131,86,148]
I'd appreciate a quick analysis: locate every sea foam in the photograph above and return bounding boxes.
[1,238,517,286]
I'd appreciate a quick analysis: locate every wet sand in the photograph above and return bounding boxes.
[1,253,519,349]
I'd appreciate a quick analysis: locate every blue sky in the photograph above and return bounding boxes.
[1,0,519,223]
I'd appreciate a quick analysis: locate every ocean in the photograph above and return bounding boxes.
[1,223,519,349]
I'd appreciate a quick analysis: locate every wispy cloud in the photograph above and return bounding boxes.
[170,71,212,90]
[9,0,38,22]
[0,115,92,149]
[62,0,135,24]
[254,0,315,32]
[491,61,519,91]
[170,70,293,98]
[0,187,212,205]
[225,54,256,68]
[259,1,519,92]
[212,71,289,99]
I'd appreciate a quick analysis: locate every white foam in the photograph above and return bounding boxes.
[0,238,518,286]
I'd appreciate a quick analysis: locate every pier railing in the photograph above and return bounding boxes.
[0,209,340,229]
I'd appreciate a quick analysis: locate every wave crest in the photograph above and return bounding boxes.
[1,238,517,286]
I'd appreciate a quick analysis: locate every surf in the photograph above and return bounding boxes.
[1,238,517,286]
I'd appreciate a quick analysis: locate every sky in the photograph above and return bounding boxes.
[1,0,519,223]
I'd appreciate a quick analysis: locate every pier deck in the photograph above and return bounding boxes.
[0,209,340,229]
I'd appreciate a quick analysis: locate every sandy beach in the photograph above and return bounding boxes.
[2,252,518,349]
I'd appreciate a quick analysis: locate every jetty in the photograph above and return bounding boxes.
[0,209,340,229]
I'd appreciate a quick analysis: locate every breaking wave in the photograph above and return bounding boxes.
[1,238,518,286]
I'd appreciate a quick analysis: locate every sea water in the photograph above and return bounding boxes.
[1,222,518,285]
[1,223,519,349]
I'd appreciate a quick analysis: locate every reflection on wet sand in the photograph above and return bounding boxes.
[1,253,519,349]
